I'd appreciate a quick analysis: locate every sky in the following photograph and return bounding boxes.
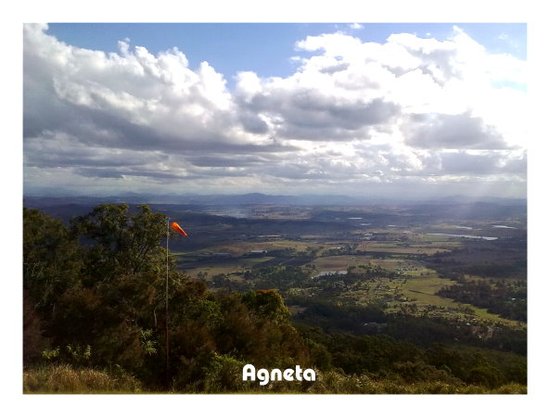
[23,22,527,200]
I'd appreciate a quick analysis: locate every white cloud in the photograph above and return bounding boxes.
[404,112,508,150]
[23,24,527,198]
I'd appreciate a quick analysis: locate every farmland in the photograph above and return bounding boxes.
[152,199,527,330]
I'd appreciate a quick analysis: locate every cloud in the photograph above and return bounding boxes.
[437,150,526,175]
[23,24,527,198]
[405,112,508,150]
[24,24,265,150]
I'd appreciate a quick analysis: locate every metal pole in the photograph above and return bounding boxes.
[165,216,169,389]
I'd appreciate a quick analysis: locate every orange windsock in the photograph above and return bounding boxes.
[171,221,189,238]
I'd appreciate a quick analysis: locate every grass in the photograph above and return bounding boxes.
[23,364,142,393]
[356,242,454,255]
[308,370,526,394]
[185,257,275,278]
[23,364,526,394]
[203,240,321,256]
[309,255,431,272]
[311,255,367,270]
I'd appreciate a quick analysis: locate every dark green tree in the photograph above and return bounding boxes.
[71,204,168,283]
[23,208,82,317]
[29,204,172,382]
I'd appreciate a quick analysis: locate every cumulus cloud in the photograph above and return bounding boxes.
[23,24,527,198]
[405,112,508,150]
[25,24,270,149]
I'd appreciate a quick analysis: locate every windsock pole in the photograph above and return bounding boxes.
[164,218,188,389]
[165,216,170,389]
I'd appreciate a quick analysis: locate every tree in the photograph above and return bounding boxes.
[71,204,168,283]
[23,290,49,365]
[24,204,173,383]
[23,208,81,317]
[242,289,290,322]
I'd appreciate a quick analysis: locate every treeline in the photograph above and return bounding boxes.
[23,204,526,393]
[289,297,526,355]
[437,280,527,322]
[299,326,526,389]
[426,243,527,281]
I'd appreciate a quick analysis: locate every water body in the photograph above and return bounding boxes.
[492,225,517,229]
[427,232,498,241]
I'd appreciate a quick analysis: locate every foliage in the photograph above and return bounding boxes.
[22,204,527,394]
[199,353,249,393]
[242,289,290,322]
[71,204,168,282]
[23,208,81,317]
[298,325,526,389]
[293,299,387,334]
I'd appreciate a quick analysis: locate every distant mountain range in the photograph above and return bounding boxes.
[24,192,360,207]
[23,192,527,208]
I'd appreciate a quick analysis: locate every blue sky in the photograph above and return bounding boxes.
[23,22,527,199]
[47,23,526,88]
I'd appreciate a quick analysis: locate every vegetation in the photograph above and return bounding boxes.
[438,279,527,322]
[23,203,527,393]
[23,364,142,393]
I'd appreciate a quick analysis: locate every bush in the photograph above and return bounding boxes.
[201,353,249,393]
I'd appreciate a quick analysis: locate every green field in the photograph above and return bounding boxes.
[201,239,323,256]
[183,257,274,279]
[311,255,369,271]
